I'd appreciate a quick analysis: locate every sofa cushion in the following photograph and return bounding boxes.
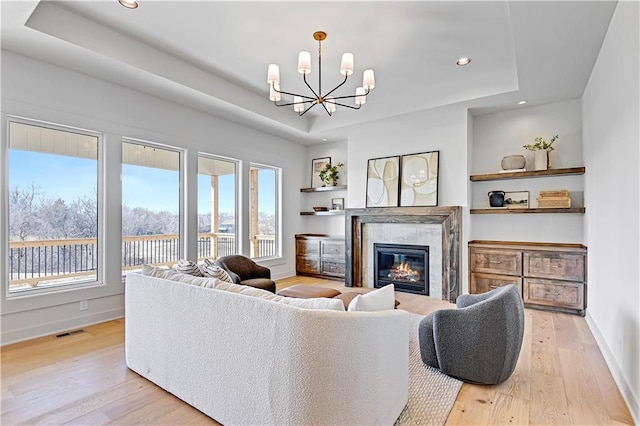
[279,297,345,311]
[213,281,281,301]
[201,258,233,283]
[214,281,344,311]
[174,259,204,277]
[166,272,218,288]
[141,264,177,279]
[347,284,396,312]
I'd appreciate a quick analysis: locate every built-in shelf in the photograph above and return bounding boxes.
[300,185,347,193]
[300,210,345,216]
[470,207,586,214]
[469,167,585,182]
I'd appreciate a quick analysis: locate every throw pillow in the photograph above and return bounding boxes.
[201,258,233,283]
[347,284,396,312]
[174,259,204,277]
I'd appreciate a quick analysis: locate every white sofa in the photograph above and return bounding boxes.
[125,273,411,425]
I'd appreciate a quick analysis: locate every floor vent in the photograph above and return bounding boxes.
[55,329,86,339]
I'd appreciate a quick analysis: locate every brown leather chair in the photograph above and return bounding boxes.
[216,255,276,293]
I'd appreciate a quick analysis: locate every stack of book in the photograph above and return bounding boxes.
[537,190,571,208]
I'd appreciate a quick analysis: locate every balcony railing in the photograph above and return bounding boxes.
[8,233,276,289]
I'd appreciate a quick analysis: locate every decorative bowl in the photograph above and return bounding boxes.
[501,155,526,170]
[313,206,328,212]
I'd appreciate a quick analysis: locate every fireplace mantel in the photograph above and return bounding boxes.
[345,206,462,302]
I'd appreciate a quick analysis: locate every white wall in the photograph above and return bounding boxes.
[301,140,348,236]
[582,1,640,421]
[471,99,585,243]
[1,51,305,344]
[346,106,470,292]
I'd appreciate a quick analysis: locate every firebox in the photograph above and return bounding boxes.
[373,243,429,295]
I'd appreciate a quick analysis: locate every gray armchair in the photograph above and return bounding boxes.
[216,255,277,293]
[418,284,524,384]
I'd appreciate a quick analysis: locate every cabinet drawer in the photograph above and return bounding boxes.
[321,240,345,258]
[470,249,521,276]
[321,260,345,277]
[470,272,522,294]
[523,278,584,310]
[523,251,585,282]
[296,257,320,274]
[296,239,320,256]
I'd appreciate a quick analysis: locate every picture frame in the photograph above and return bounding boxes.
[504,190,530,208]
[331,197,344,211]
[366,156,400,207]
[311,157,331,188]
[399,151,439,207]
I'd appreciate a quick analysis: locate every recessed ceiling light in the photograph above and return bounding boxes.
[456,57,471,66]
[322,138,328,142]
[119,0,138,9]
[518,100,528,105]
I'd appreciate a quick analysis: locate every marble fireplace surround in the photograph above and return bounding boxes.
[345,206,462,303]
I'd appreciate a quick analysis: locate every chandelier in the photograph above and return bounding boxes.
[267,31,375,116]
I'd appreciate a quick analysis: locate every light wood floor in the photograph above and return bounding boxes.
[1,276,633,425]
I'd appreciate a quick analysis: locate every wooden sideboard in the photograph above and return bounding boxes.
[295,234,346,280]
[469,240,587,316]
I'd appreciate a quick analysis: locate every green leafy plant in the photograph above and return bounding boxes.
[319,162,344,186]
[523,134,559,151]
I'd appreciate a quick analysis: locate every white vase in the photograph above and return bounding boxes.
[533,150,549,171]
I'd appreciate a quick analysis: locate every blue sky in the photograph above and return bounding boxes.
[10,149,276,215]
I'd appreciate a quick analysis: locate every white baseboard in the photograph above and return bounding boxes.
[1,308,124,346]
[585,312,639,424]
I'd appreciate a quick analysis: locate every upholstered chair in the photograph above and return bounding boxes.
[418,284,524,384]
[217,255,276,293]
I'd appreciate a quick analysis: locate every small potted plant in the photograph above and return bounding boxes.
[319,162,344,186]
[523,135,558,170]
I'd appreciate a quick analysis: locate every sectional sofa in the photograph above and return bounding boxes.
[125,272,411,425]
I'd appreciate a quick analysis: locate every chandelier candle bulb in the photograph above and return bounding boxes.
[269,83,281,102]
[297,51,311,74]
[293,96,304,113]
[267,64,280,84]
[340,53,354,76]
[326,97,336,114]
[363,69,375,89]
[355,87,366,105]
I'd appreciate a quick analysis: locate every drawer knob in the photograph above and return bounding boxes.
[545,291,560,296]
[489,260,502,264]
[489,285,500,289]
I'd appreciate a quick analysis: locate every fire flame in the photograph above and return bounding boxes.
[391,262,420,281]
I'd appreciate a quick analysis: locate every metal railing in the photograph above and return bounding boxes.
[8,233,276,289]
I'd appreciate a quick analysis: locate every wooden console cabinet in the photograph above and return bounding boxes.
[295,234,346,280]
[469,240,587,316]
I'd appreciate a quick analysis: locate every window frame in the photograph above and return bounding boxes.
[4,116,105,299]
[121,138,185,275]
[197,152,241,260]
[248,162,282,261]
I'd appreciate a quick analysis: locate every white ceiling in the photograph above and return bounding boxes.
[1,1,616,145]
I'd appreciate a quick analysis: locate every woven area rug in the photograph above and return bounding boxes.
[395,314,463,426]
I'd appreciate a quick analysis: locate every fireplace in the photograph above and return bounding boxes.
[374,243,429,295]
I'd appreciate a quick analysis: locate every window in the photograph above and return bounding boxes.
[121,141,181,274]
[198,155,239,260]
[7,120,101,294]
[249,163,280,259]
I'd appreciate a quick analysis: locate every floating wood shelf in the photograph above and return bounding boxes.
[470,207,586,214]
[469,167,585,182]
[300,210,345,216]
[300,185,347,192]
